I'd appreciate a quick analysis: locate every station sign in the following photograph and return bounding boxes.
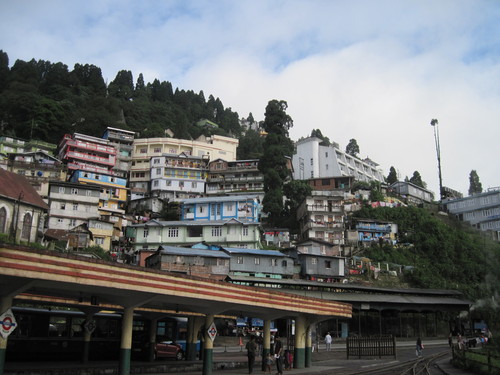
[0,308,17,338]
[207,321,217,341]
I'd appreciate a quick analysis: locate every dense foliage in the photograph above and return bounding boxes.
[0,50,241,143]
[468,170,483,196]
[351,205,500,301]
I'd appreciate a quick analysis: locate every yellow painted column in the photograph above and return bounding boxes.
[186,316,204,361]
[294,315,306,369]
[261,319,271,371]
[202,314,215,375]
[305,323,313,367]
[119,307,134,375]
[81,313,95,363]
[0,296,13,375]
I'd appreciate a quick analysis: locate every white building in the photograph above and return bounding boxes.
[389,181,433,205]
[150,152,209,200]
[444,187,500,240]
[292,137,384,183]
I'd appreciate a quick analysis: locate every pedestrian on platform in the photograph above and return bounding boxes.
[274,333,284,375]
[245,335,257,374]
[265,352,274,373]
[416,337,423,357]
[325,332,332,351]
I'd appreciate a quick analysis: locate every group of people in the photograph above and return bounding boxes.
[246,333,292,375]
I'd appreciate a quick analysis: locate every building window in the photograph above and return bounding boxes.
[143,228,149,238]
[282,260,287,267]
[153,180,159,187]
[58,186,65,193]
[242,227,249,236]
[325,260,331,269]
[0,207,7,233]
[57,218,63,223]
[71,188,78,195]
[156,168,161,175]
[139,148,147,154]
[270,258,278,267]
[168,227,179,238]
[20,213,32,240]
[73,204,78,210]
[60,203,66,210]
[192,182,197,188]
[153,158,160,164]
[311,258,318,265]
[95,237,104,245]
[153,147,161,153]
[69,219,76,226]
[212,226,222,237]
[237,256,243,264]
[86,190,93,196]
[310,158,313,165]
[254,257,260,265]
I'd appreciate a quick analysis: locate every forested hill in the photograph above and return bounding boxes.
[0,50,243,144]
[352,205,500,302]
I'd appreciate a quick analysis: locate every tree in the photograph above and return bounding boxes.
[283,180,312,234]
[237,129,264,159]
[108,70,134,100]
[311,129,331,146]
[345,138,360,157]
[468,170,483,196]
[409,171,426,188]
[387,166,398,184]
[258,100,293,226]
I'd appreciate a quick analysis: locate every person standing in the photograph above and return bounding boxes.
[325,332,332,351]
[274,334,284,375]
[246,335,257,374]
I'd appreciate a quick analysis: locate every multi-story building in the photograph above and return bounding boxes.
[58,133,117,177]
[5,151,66,200]
[46,181,100,232]
[130,134,238,201]
[0,136,57,155]
[444,187,500,240]
[102,127,135,179]
[348,218,398,246]
[180,195,261,223]
[128,218,261,252]
[389,181,433,205]
[0,169,49,244]
[297,190,347,249]
[88,218,115,250]
[292,137,384,183]
[287,238,346,281]
[150,152,209,200]
[205,159,264,197]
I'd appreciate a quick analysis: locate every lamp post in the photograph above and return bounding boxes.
[430,119,443,200]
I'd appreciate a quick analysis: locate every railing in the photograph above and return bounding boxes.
[346,335,396,359]
[452,345,500,374]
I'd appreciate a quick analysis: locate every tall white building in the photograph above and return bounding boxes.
[292,137,384,183]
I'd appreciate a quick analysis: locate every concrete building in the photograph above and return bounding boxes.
[348,218,398,246]
[444,187,500,240]
[180,195,261,222]
[58,133,117,177]
[292,137,384,183]
[150,152,209,201]
[130,134,238,201]
[0,136,57,155]
[102,127,135,179]
[297,190,348,248]
[0,168,49,244]
[389,181,433,205]
[205,159,264,197]
[129,218,261,251]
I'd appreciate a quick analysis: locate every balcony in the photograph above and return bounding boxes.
[65,139,116,155]
[67,162,113,175]
[65,151,115,166]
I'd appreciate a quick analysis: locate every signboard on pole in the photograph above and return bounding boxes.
[0,308,17,338]
[207,321,217,342]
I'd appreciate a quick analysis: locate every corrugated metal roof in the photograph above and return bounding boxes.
[0,168,49,210]
[158,245,231,258]
[180,195,259,204]
[133,219,258,227]
[222,247,285,257]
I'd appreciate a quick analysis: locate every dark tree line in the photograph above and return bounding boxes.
[0,50,241,144]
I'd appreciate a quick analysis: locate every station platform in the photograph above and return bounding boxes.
[4,339,475,375]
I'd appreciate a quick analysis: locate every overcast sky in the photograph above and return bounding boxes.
[1,0,499,197]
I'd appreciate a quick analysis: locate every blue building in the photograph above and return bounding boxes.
[180,195,261,222]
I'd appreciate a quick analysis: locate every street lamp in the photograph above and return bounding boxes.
[430,119,443,200]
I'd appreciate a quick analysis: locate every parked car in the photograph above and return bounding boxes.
[155,340,184,360]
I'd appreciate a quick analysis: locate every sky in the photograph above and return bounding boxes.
[1,0,500,197]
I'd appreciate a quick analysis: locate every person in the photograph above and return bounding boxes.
[448,332,453,348]
[284,349,293,370]
[245,335,257,374]
[265,352,274,373]
[274,334,284,375]
[416,337,423,357]
[325,332,332,351]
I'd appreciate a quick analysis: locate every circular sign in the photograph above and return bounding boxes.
[0,309,17,338]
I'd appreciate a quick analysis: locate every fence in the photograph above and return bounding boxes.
[346,335,396,359]
[452,345,500,374]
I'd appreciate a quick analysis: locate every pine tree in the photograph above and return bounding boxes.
[468,170,483,196]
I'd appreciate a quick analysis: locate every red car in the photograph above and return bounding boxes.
[154,341,184,360]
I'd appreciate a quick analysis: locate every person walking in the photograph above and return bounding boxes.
[416,337,423,357]
[245,335,257,374]
[325,332,332,351]
[274,334,284,375]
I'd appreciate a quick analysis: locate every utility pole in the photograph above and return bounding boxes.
[430,119,443,201]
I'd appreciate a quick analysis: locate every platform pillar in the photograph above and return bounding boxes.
[148,318,158,362]
[187,316,204,361]
[261,319,271,371]
[0,296,13,375]
[202,314,214,375]
[294,315,306,369]
[305,323,313,368]
[82,313,95,363]
[119,307,134,375]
